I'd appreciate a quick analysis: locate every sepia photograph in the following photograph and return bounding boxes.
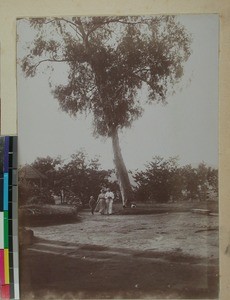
[17,14,219,299]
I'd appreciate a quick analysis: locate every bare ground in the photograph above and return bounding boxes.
[19,207,219,299]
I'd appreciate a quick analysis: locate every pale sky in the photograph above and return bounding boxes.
[17,14,219,171]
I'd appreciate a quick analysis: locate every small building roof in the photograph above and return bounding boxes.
[19,164,47,180]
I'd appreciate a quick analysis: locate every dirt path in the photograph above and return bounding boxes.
[30,211,218,258]
[19,211,219,299]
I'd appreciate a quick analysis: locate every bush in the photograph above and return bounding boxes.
[19,204,79,226]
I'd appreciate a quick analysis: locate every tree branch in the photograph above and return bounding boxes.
[85,17,150,38]
[116,19,150,25]
[75,18,87,41]
[57,18,83,39]
[34,58,72,69]
[132,73,154,90]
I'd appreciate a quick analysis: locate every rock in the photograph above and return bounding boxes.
[19,227,34,246]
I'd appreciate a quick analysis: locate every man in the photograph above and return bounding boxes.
[105,187,114,215]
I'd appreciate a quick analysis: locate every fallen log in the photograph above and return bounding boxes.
[191,209,211,215]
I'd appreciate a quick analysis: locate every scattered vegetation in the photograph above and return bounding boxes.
[19,150,119,207]
[133,156,218,203]
[19,204,80,226]
[19,152,218,212]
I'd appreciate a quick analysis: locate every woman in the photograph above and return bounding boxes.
[95,189,107,215]
[105,187,114,215]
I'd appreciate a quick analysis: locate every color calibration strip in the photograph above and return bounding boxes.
[0,136,19,299]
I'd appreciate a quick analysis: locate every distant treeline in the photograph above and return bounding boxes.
[19,151,218,206]
[133,156,218,203]
[19,151,119,206]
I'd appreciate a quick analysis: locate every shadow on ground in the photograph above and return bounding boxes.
[19,238,219,299]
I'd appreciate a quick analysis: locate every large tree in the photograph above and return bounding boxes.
[19,16,191,206]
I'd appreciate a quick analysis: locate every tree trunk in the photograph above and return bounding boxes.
[111,128,133,207]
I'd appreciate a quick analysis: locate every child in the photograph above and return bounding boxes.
[89,196,97,215]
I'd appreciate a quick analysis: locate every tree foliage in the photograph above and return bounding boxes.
[134,156,181,203]
[19,151,118,206]
[180,162,218,200]
[19,15,192,205]
[20,16,191,138]
[31,156,63,203]
[56,150,113,205]
[133,157,218,203]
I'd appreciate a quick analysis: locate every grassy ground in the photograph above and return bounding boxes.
[114,200,218,215]
[19,203,219,299]
[19,200,218,226]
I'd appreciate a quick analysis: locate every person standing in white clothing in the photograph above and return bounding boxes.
[105,188,114,215]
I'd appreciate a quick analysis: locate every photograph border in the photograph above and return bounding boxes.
[0,1,229,299]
